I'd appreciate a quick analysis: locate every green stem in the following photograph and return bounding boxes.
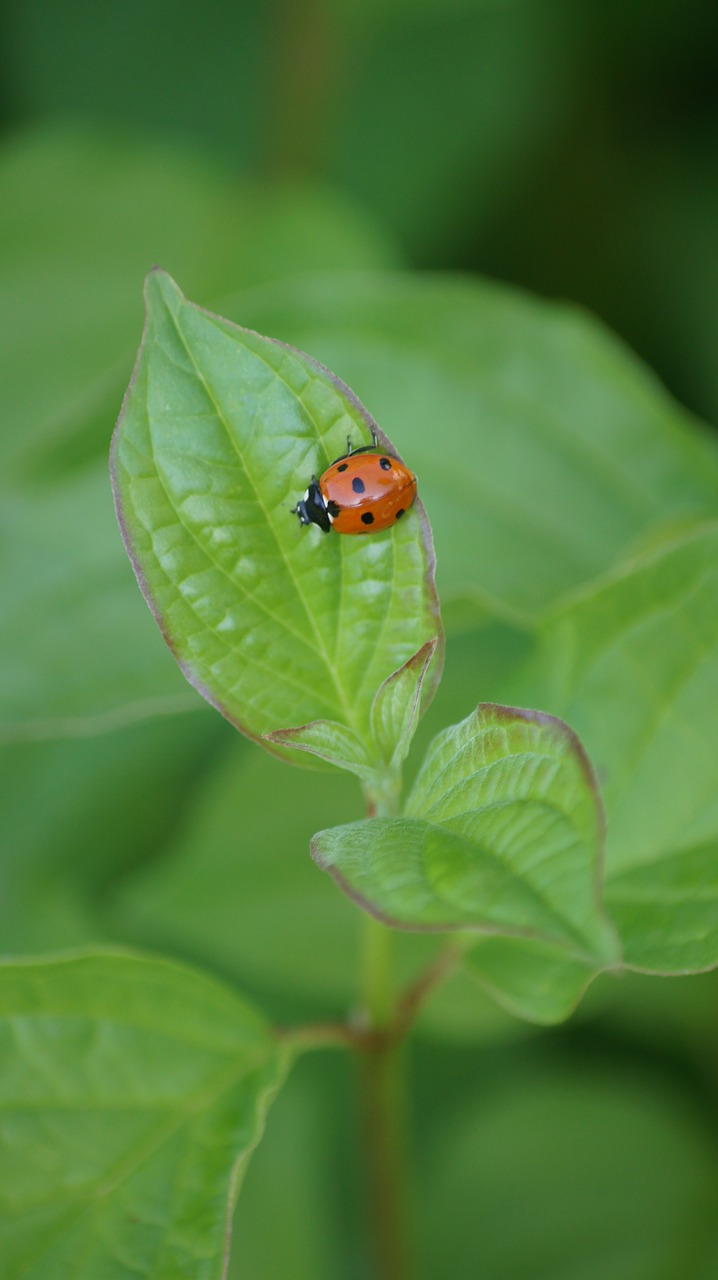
[359,762,413,1280]
[276,1021,357,1052]
[362,915,396,1030]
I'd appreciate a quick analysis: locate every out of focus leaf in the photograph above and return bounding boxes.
[607,844,718,973]
[3,0,586,262]
[111,741,365,1015]
[0,711,220,954]
[461,934,601,1026]
[0,468,195,739]
[518,524,718,973]
[0,952,287,1280]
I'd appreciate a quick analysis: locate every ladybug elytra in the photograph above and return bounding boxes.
[293,432,417,536]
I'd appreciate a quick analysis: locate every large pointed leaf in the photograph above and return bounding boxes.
[111,270,441,763]
[0,952,288,1280]
[0,127,398,739]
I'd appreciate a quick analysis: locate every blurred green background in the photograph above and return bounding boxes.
[2,1,718,1276]
[5,0,718,422]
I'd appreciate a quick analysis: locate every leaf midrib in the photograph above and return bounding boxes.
[416,812,602,958]
[192,313,357,728]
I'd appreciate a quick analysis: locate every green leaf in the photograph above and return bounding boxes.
[0,952,288,1280]
[461,935,601,1025]
[0,711,220,955]
[312,705,619,976]
[265,719,376,780]
[230,273,718,617]
[111,270,441,764]
[266,637,439,784]
[521,523,718,975]
[370,636,439,769]
[0,468,199,741]
[539,524,718,869]
[110,740,467,1032]
[606,843,718,974]
[111,740,367,1013]
[0,127,398,738]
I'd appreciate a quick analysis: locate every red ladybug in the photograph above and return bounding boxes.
[293,432,417,535]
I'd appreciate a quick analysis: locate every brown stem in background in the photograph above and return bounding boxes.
[261,0,341,180]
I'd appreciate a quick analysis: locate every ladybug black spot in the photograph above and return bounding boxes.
[395,508,406,520]
[361,511,375,525]
[337,463,348,472]
[352,476,366,494]
[379,457,392,470]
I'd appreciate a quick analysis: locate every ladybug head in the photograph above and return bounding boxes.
[293,478,331,533]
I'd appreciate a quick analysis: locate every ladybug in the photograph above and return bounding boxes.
[293,431,417,535]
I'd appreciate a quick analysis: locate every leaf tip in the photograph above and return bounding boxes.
[143,265,184,315]
[476,702,602,798]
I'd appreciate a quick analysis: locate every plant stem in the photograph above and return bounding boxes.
[362,915,396,1030]
[360,1038,412,1280]
[359,913,413,1280]
[276,1021,358,1052]
[261,0,340,181]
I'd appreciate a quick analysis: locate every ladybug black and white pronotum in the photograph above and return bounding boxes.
[292,432,417,536]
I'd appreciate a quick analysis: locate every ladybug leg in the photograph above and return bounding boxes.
[331,429,381,466]
[349,430,381,457]
[348,429,378,455]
